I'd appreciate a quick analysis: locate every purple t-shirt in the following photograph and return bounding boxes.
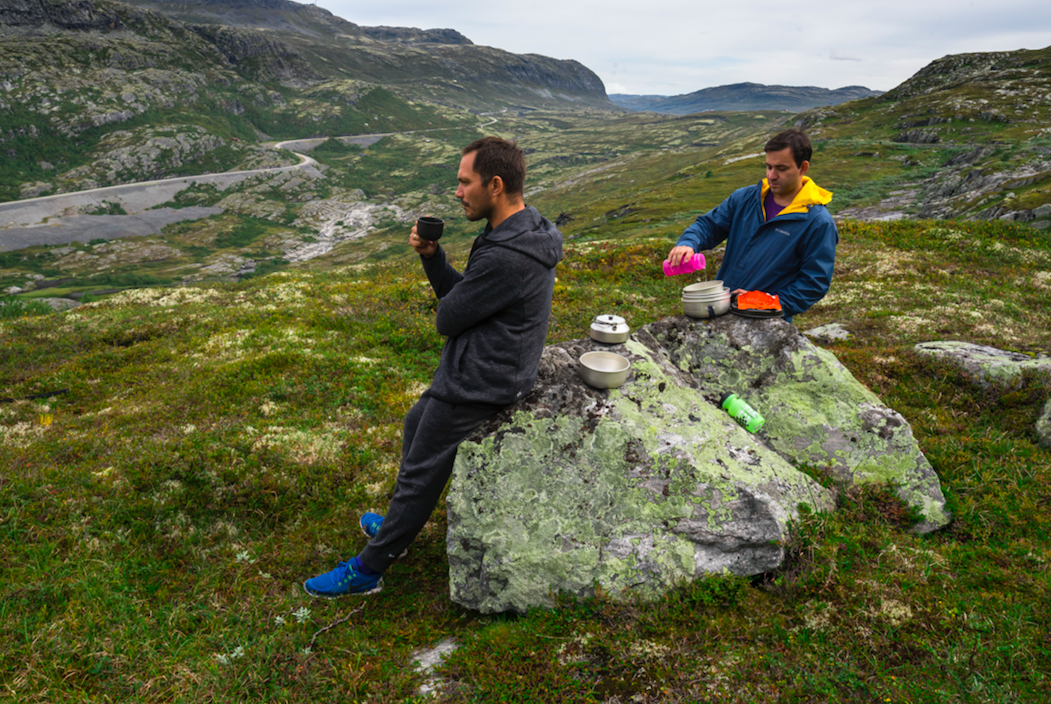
[764,190,786,221]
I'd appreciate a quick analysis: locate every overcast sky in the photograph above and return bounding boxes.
[315,0,1051,96]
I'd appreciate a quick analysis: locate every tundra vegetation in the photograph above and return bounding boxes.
[1,216,1050,702]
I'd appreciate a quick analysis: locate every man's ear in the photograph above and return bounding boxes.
[799,160,810,177]
[488,174,505,198]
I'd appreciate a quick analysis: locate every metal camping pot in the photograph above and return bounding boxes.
[589,314,630,344]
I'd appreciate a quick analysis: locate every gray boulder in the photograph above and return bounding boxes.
[1037,399,1051,449]
[804,322,852,344]
[914,341,1051,389]
[38,297,81,312]
[447,316,951,613]
[893,129,940,144]
[19,181,52,199]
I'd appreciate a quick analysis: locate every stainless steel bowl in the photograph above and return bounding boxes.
[683,295,731,318]
[682,288,731,302]
[683,280,724,294]
[578,351,631,389]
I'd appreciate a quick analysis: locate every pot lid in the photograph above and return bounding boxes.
[591,314,628,332]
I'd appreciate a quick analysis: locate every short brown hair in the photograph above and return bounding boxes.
[462,136,526,196]
[764,129,812,167]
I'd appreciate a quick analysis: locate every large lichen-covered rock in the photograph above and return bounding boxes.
[447,316,951,613]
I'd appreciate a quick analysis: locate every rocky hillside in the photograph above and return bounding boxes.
[4,25,1049,306]
[611,83,882,114]
[116,0,610,110]
[0,0,613,200]
[795,45,1051,224]
[0,0,469,200]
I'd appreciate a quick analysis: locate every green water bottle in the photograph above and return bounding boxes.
[720,392,765,433]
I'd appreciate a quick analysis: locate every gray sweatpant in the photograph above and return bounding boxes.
[358,390,500,573]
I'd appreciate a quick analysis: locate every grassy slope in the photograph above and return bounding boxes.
[1,216,1050,702]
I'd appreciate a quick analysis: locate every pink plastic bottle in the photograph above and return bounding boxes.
[662,253,706,277]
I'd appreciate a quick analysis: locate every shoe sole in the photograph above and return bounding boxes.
[302,577,383,599]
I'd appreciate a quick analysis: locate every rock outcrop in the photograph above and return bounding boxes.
[893,129,940,144]
[1037,399,1051,449]
[187,23,322,86]
[804,322,852,344]
[914,341,1051,389]
[879,50,1016,102]
[447,316,951,613]
[0,0,129,31]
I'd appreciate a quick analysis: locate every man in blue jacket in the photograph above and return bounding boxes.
[666,129,838,322]
[304,137,563,597]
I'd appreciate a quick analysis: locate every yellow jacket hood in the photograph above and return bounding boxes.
[761,176,833,216]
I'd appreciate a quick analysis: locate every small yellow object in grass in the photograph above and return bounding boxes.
[39,414,54,426]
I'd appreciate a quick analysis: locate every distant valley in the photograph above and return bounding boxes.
[1,0,1050,305]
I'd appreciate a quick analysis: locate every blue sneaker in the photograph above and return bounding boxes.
[303,560,382,598]
[360,512,385,538]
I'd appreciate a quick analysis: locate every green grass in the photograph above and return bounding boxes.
[311,133,461,199]
[240,84,471,141]
[152,182,227,209]
[1,219,1049,701]
[0,296,52,320]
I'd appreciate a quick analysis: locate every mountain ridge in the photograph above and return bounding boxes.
[611,82,883,114]
[107,0,610,108]
[116,0,474,44]
[0,0,610,112]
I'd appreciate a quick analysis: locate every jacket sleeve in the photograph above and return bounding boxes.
[675,191,740,252]
[428,246,524,339]
[776,216,839,317]
[421,245,463,299]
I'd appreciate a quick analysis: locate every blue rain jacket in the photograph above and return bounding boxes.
[675,177,838,321]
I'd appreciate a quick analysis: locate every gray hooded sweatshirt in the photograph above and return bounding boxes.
[422,205,563,407]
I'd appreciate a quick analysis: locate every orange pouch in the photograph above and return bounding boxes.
[737,291,782,311]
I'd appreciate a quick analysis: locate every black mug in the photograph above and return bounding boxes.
[416,216,444,241]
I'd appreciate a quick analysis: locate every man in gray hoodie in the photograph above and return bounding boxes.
[304,137,564,597]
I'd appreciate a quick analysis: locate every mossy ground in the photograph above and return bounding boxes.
[2,217,1049,702]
